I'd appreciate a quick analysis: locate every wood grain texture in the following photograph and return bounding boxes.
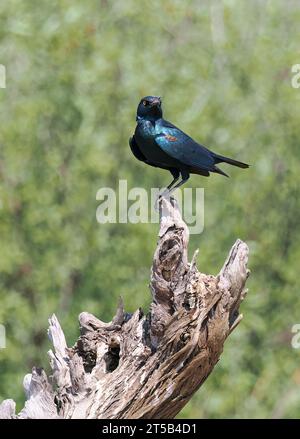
[0,196,249,419]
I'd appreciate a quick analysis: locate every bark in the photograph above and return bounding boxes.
[0,197,249,419]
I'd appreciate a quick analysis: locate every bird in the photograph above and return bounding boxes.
[129,96,249,197]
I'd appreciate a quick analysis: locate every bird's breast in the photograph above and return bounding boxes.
[135,120,155,138]
[135,125,156,154]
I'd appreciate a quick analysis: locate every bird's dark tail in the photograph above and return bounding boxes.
[213,153,249,169]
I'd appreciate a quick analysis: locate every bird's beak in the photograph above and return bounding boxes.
[151,97,161,106]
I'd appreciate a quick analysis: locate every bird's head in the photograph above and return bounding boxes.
[136,96,162,121]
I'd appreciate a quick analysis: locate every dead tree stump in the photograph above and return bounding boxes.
[0,197,249,419]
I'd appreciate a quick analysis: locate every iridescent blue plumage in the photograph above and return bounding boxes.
[129,96,249,194]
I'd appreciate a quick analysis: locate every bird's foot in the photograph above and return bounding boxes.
[154,189,176,211]
[154,195,162,212]
[154,189,167,211]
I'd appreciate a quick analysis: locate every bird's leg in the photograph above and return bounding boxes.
[166,177,179,191]
[155,169,180,210]
[160,169,180,196]
[169,169,190,194]
[155,170,189,210]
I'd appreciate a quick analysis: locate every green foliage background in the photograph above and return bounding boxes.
[0,0,300,418]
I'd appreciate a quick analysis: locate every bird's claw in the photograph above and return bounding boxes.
[154,189,175,211]
[154,189,166,211]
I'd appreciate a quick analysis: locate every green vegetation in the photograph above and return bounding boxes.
[0,0,300,418]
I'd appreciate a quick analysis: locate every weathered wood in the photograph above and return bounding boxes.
[0,196,249,419]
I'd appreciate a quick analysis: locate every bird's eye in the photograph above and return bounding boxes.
[142,100,148,106]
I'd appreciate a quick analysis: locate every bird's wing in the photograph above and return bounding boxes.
[154,121,215,171]
[129,135,172,170]
[129,135,147,162]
